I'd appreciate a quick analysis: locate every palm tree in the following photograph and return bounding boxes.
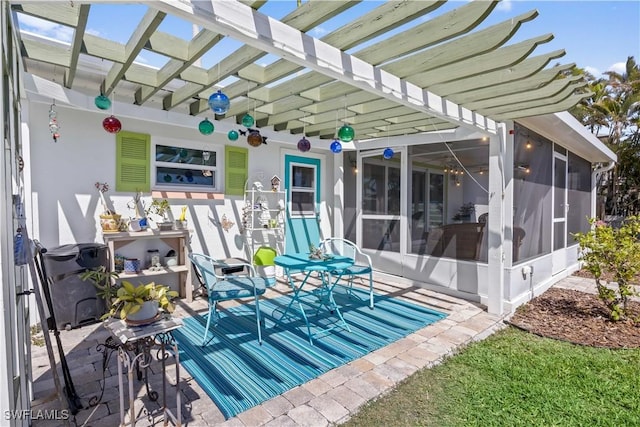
[572,57,640,216]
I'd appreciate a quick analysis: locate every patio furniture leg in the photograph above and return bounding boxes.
[326,272,351,333]
[274,270,314,344]
[254,293,262,345]
[202,303,217,346]
[368,270,374,309]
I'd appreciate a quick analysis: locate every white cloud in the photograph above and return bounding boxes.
[86,28,102,37]
[584,66,601,77]
[18,13,73,43]
[496,0,512,12]
[607,62,626,75]
[310,27,328,37]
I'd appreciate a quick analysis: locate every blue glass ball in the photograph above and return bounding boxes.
[227,130,239,141]
[198,118,214,135]
[208,90,230,115]
[338,124,355,142]
[241,113,255,127]
[297,136,311,153]
[94,95,111,110]
[330,139,342,154]
[383,147,394,160]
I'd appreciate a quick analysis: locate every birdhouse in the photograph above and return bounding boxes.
[271,175,281,192]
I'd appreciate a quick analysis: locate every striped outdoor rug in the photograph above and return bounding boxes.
[173,286,447,419]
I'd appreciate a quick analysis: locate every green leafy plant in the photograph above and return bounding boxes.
[145,198,171,221]
[574,216,640,322]
[105,281,178,320]
[80,265,120,310]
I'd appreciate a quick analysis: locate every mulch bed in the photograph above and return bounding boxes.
[508,287,640,349]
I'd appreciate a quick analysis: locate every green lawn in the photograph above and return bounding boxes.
[343,327,640,427]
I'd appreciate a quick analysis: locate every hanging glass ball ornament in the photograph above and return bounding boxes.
[198,118,214,135]
[208,90,230,115]
[241,113,255,127]
[94,95,111,110]
[247,130,263,147]
[330,139,342,154]
[102,115,122,133]
[227,130,239,141]
[338,124,355,142]
[383,147,394,160]
[297,136,311,153]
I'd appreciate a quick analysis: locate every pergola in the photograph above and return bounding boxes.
[11,0,588,144]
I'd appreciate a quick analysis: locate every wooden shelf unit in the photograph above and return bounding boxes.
[102,229,194,302]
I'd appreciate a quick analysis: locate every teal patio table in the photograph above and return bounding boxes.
[274,252,353,344]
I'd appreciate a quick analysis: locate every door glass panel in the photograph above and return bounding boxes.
[290,165,316,216]
[290,192,314,215]
[554,221,565,251]
[411,171,426,252]
[387,167,400,215]
[362,219,400,252]
[429,173,444,230]
[362,163,385,214]
[554,158,566,219]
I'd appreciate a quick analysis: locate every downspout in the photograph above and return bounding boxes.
[591,161,615,219]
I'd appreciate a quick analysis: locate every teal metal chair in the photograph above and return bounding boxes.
[319,238,375,309]
[189,253,269,346]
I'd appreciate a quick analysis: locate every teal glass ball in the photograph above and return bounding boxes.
[198,118,214,135]
[227,130,239,141]
[94,95,111,110]
[241,113,255,127]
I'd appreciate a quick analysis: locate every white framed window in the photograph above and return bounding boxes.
[152,141,221,192]
[289,163,316,217]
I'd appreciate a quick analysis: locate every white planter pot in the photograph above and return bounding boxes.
[126,300,159,323]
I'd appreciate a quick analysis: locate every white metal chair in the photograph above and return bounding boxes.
[319,237,374,309]
[189,253,269,346]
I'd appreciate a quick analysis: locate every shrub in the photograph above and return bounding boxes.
[574,216,640,322]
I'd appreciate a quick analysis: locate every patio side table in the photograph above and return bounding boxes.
[104,316,183,426]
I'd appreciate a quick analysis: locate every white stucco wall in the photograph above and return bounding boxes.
[26,101,334,266]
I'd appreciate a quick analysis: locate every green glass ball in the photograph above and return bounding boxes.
[241,113,255,127]
[227,130,239,141]
[198,118,214,135]
[338,124,355,142]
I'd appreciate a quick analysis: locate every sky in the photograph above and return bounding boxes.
[15,0,640,80]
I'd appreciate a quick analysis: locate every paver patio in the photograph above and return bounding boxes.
[29,274,592,426]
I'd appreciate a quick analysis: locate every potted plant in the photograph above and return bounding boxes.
[79,265,120,311]
[104,280,179,324]
[96,182,125,232]
[146,198,173,230]
[174,206,188,230]
[127,191,148,231]
[452,202,475,222]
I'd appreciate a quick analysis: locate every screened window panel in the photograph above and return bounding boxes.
[567,152,592,244]
[513,125,553,264]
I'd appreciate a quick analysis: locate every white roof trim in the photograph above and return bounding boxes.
[517,111,616,163]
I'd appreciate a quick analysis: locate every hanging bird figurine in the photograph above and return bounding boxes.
[221,214,235,232]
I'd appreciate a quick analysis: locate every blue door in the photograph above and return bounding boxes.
[284,155,321,253]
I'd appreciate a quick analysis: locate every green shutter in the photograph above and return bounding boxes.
[116,131,150,192]
[225,145,248,196]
